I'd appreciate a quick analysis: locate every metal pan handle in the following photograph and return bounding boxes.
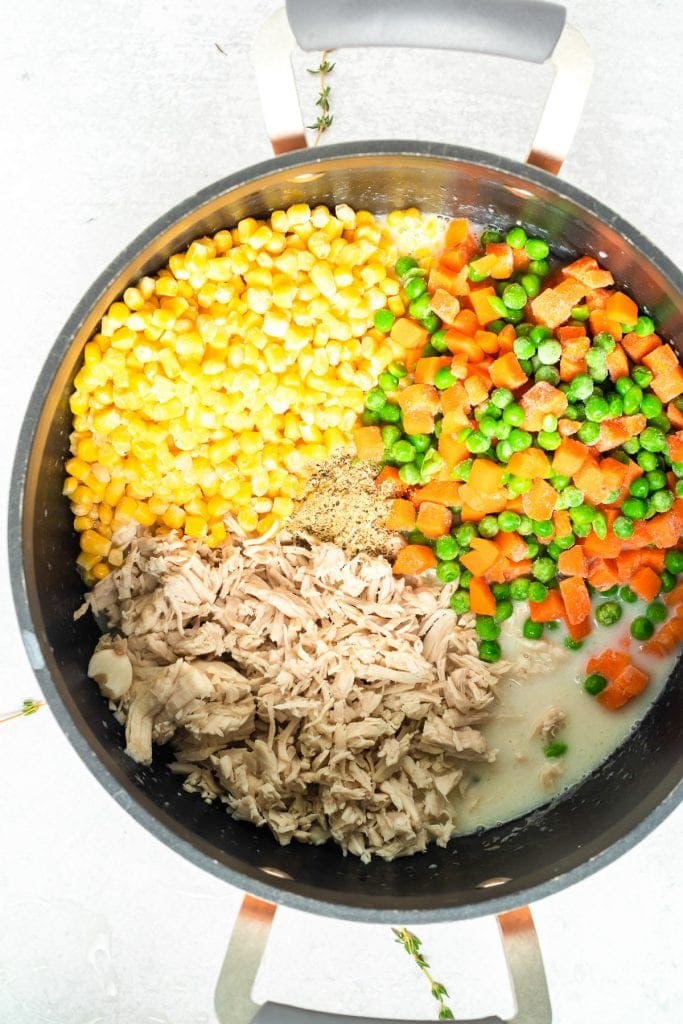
[214,895,552,1024]
[253,1,592,174]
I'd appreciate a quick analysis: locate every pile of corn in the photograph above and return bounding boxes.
[65,204,439,582]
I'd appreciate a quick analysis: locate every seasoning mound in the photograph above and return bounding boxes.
[288,451,399,556]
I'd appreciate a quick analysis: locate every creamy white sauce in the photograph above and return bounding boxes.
[454,603,676,833]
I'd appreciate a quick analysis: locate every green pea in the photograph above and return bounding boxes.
[629,477,650,499]
[479,515,499,538]
[661,570,676,592]
[508,475,532,496]
[549,474,570,492]
[501,404,523,428]
[525,237,550,260]
[529,258,550,276]
[630,616,654,641]
[456,522,476,547]
[404,275,427,300]
[547,541,562,560]
[641,426,667,452]
[450,590,470,614]
[476,615,501,641]
[544,741,568,758]
[361,411,380,426]
[466,431,491,454]
[430,329,449,353]
[651,489,674,513]
[510,578,531,600]
[517,514,533,535]
[571,305,590,321]
[526,540,540,559]
[645,470,666,491]
[468,264,489,283]
[421,312,442,334]
[554,532,575,551]
[488,319,506,335]
[506,226,527,249]
[571,504,595,527]
[374,308,397,333]
[578,420,601,444]
[622,436,641,455]
[564,637,584,651]
[494,600,513,625]
[568,374,594,401]
[595,600,622,627]
[391,440,416,464]
[584,673,608,696]
[433,367,456,390]
[631,365,653,388]
[488,388,512,411]
[395,256,418,277]
[528,581,548,602]
[478,416,500,439]
[665,549,683,574]
[621,496,648,520]
[508,428,532,451]
[387,361,408,379]
[613,516,635,539]
[619,585,638,603]
[585,395,610,422]
[481,228,503,245]
[365,387,386,412]
[521,273,541,298]
[514,337,536,360]
[635,315,655,336]
[536,339,562,365]
[646,601,668,625]
[378,371,399,393]
[452,459,473,483]
[479,639,502,663]
[498,510,522,532]
[592,511,608,539]
[436,560,460,583]
[502,283,528,311]
[460,569,473,588]
[381,424,402,447]
[529,325,552,345]
[607,394,624,418]
[564,403,581,420]
[491,583,511,601]
[398,463,421,485]
[640,394,662,420]
[532,557,556,583]
[434,535,459,562]
[676,480,683,498]
[537,430,561,451]
[535,366,561,386]
[603,585,619,597]
[409,294,432,320]
[379,401,401,423]
[533,519,555,538]
[523,618,544,640]
[623,385,644,416]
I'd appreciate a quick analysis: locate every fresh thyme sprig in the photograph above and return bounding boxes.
[393,928,455,1020]
[0,699,46,725]
[306,51,335,144]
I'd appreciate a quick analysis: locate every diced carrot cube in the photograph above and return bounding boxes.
[489,352,529,390]
[621,331,661,362]
[411,480,461,506]
[429,288,461,325]
[605,291,638,325]
[642,344,679,375]
[588,558,620,590]
[560,575,591,625]
[667,431,683,463]
[385,498,416,532]
[468,286,500,327]
[393,544,437,575]
[605,345,629,380]
[529,589,566,622]
[390,317,430,349]
[414,356,453,384]
[552,437,589,477]
[438,432,469,469]
[468,459,507,493]
[557,545,588,577]
[416,501,452,539]
[630,566,661,602]
[485,242,514,279]
[445,218,470,246]
[522,479,558,520]
[520,381,568,431]
[469,578,496,615]
[562,256,614,289]
[651,367,683,403]
[566,614,592,641]
[507,448,552,479]
[353,425,384,461]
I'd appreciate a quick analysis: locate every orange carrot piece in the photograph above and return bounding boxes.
[375,466,406,495]
[468,286,500,327]
[562,334,590,360]
[553,509,572,538]
[530,279,586,329]
[588,558,620,590]
[620,331,661,362]
[485,242,515,279]
[605,344,629,380]
[629,566,661,602]
[560,575,591,625]
[353,425,384,461]
[446,331,486,362]
[551,437,589,477]
[458,483,509,515]
[558,417,581,436]
[403,410,436,434]
[556,324,587,342]
[651,367,683,403]
[489,352,529,390]
[522,480,558,520]
[587,649,631,683]
[428,263,466,295]
[605,291,638,325]
[463,373,491,406]
[469,577,496,615]
[416,501,452,539]
[529,589,566,623]
[557,545,588,577]
[396,383,440,415]
[452,309,479,336]
[414,356,453,384]
[559,355,588,382]
[664,582,683,607]
[583,527,623,559]
[393,544,437,576]
[589,310,622,340]
[390,317,430,349]
[445,218,470,246]
[385,499,417,532]
[595,414,646,453]
[459,539,499,575]
[429,289,461,325]
[667,431,683,463]
[573,460,609,503]
[469,253,498,278]
[438,432,469,469]
[520,381,568,432]
[507,448,552,479]
[598,664,650,710]
[411,480,461,506]
[562,256,614,289]
[468,458,507,494]
[566,614,592,642]
[495,530,528,562]
[474,329,499,355]
[497,324,516,353]
[440,382,469,413]
[642,343,678,376]
[646,509,681,549]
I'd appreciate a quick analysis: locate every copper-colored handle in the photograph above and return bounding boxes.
[214,894,552,1023]
[252,7,592,174]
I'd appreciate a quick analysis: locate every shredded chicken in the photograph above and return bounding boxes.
[531,705,568,743]
[82,529,507,861]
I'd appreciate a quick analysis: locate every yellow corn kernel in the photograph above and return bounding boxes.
[80,530,111,558]
[163,505,185,529]
[63,476,79,497]
[98,503,113,526]
[272,496,294,518]
[237,507,259,533]
[103,478,126,506]
[77,551,102,572]
[185,514,208,538]
[256,512,278,535]
[115,495,138,520]
[64,457,91,483]
[91,563,110,581]
[73,515,93,532]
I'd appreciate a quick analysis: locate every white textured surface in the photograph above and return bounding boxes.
[1,1,682,1022]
